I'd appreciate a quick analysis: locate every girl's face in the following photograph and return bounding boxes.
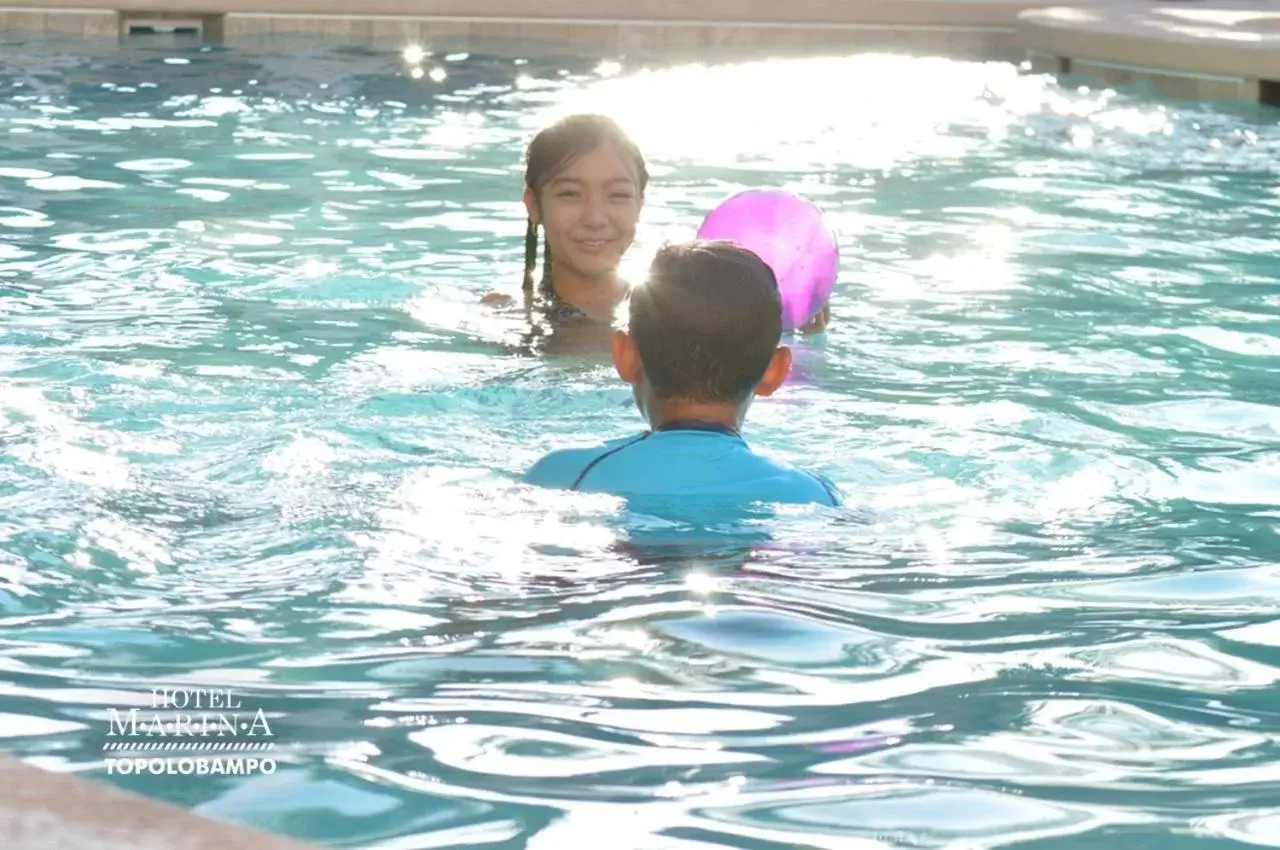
[525,145,644,284]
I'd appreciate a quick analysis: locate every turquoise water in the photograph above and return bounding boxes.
[2,34,1280,848]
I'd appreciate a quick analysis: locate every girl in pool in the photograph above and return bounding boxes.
[483,113,831,340]
[483,113,647,328]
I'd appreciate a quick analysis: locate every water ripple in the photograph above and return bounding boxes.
[0,36,1278,850]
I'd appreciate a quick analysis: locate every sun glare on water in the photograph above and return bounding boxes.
[524,54,1172,173]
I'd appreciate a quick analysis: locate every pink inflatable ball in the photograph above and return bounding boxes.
[696,189,838,332]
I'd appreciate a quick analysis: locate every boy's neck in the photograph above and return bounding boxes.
[647,400,746,434]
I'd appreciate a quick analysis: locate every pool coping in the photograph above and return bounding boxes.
[1017,1,1280,103]
[0,0,1078,64]
[0,0,1071,27]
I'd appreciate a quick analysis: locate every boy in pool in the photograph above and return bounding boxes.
[522,240,841,506]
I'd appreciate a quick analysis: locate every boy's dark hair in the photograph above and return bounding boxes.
[523,114,648,294]
[628,240,782,404]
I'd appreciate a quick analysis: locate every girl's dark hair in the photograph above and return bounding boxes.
[522,114,648,295]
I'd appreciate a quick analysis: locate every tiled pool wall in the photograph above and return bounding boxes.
[1023,47,1272,105]
[218,18,1016,63]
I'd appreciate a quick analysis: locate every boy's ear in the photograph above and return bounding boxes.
[612,330,642,386]
[523,188,539,225]
[754,345,792,397]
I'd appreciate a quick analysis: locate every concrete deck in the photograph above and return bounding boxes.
[1018,0,1280,102]
[0,755,320,850]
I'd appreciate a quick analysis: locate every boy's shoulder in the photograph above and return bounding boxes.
[522,430,842,507]
[522,433,648,490]
[744,447,843,507]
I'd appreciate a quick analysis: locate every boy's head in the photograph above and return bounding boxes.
[612,240,792,428]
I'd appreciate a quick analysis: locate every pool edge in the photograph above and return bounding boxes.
[5,2,1279,104]
[0,1,1063,64]
[1017,1,1280,105]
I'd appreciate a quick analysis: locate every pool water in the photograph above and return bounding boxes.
[2,35,1280,849]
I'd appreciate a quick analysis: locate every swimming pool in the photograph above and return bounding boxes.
[2,32,1280,848]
